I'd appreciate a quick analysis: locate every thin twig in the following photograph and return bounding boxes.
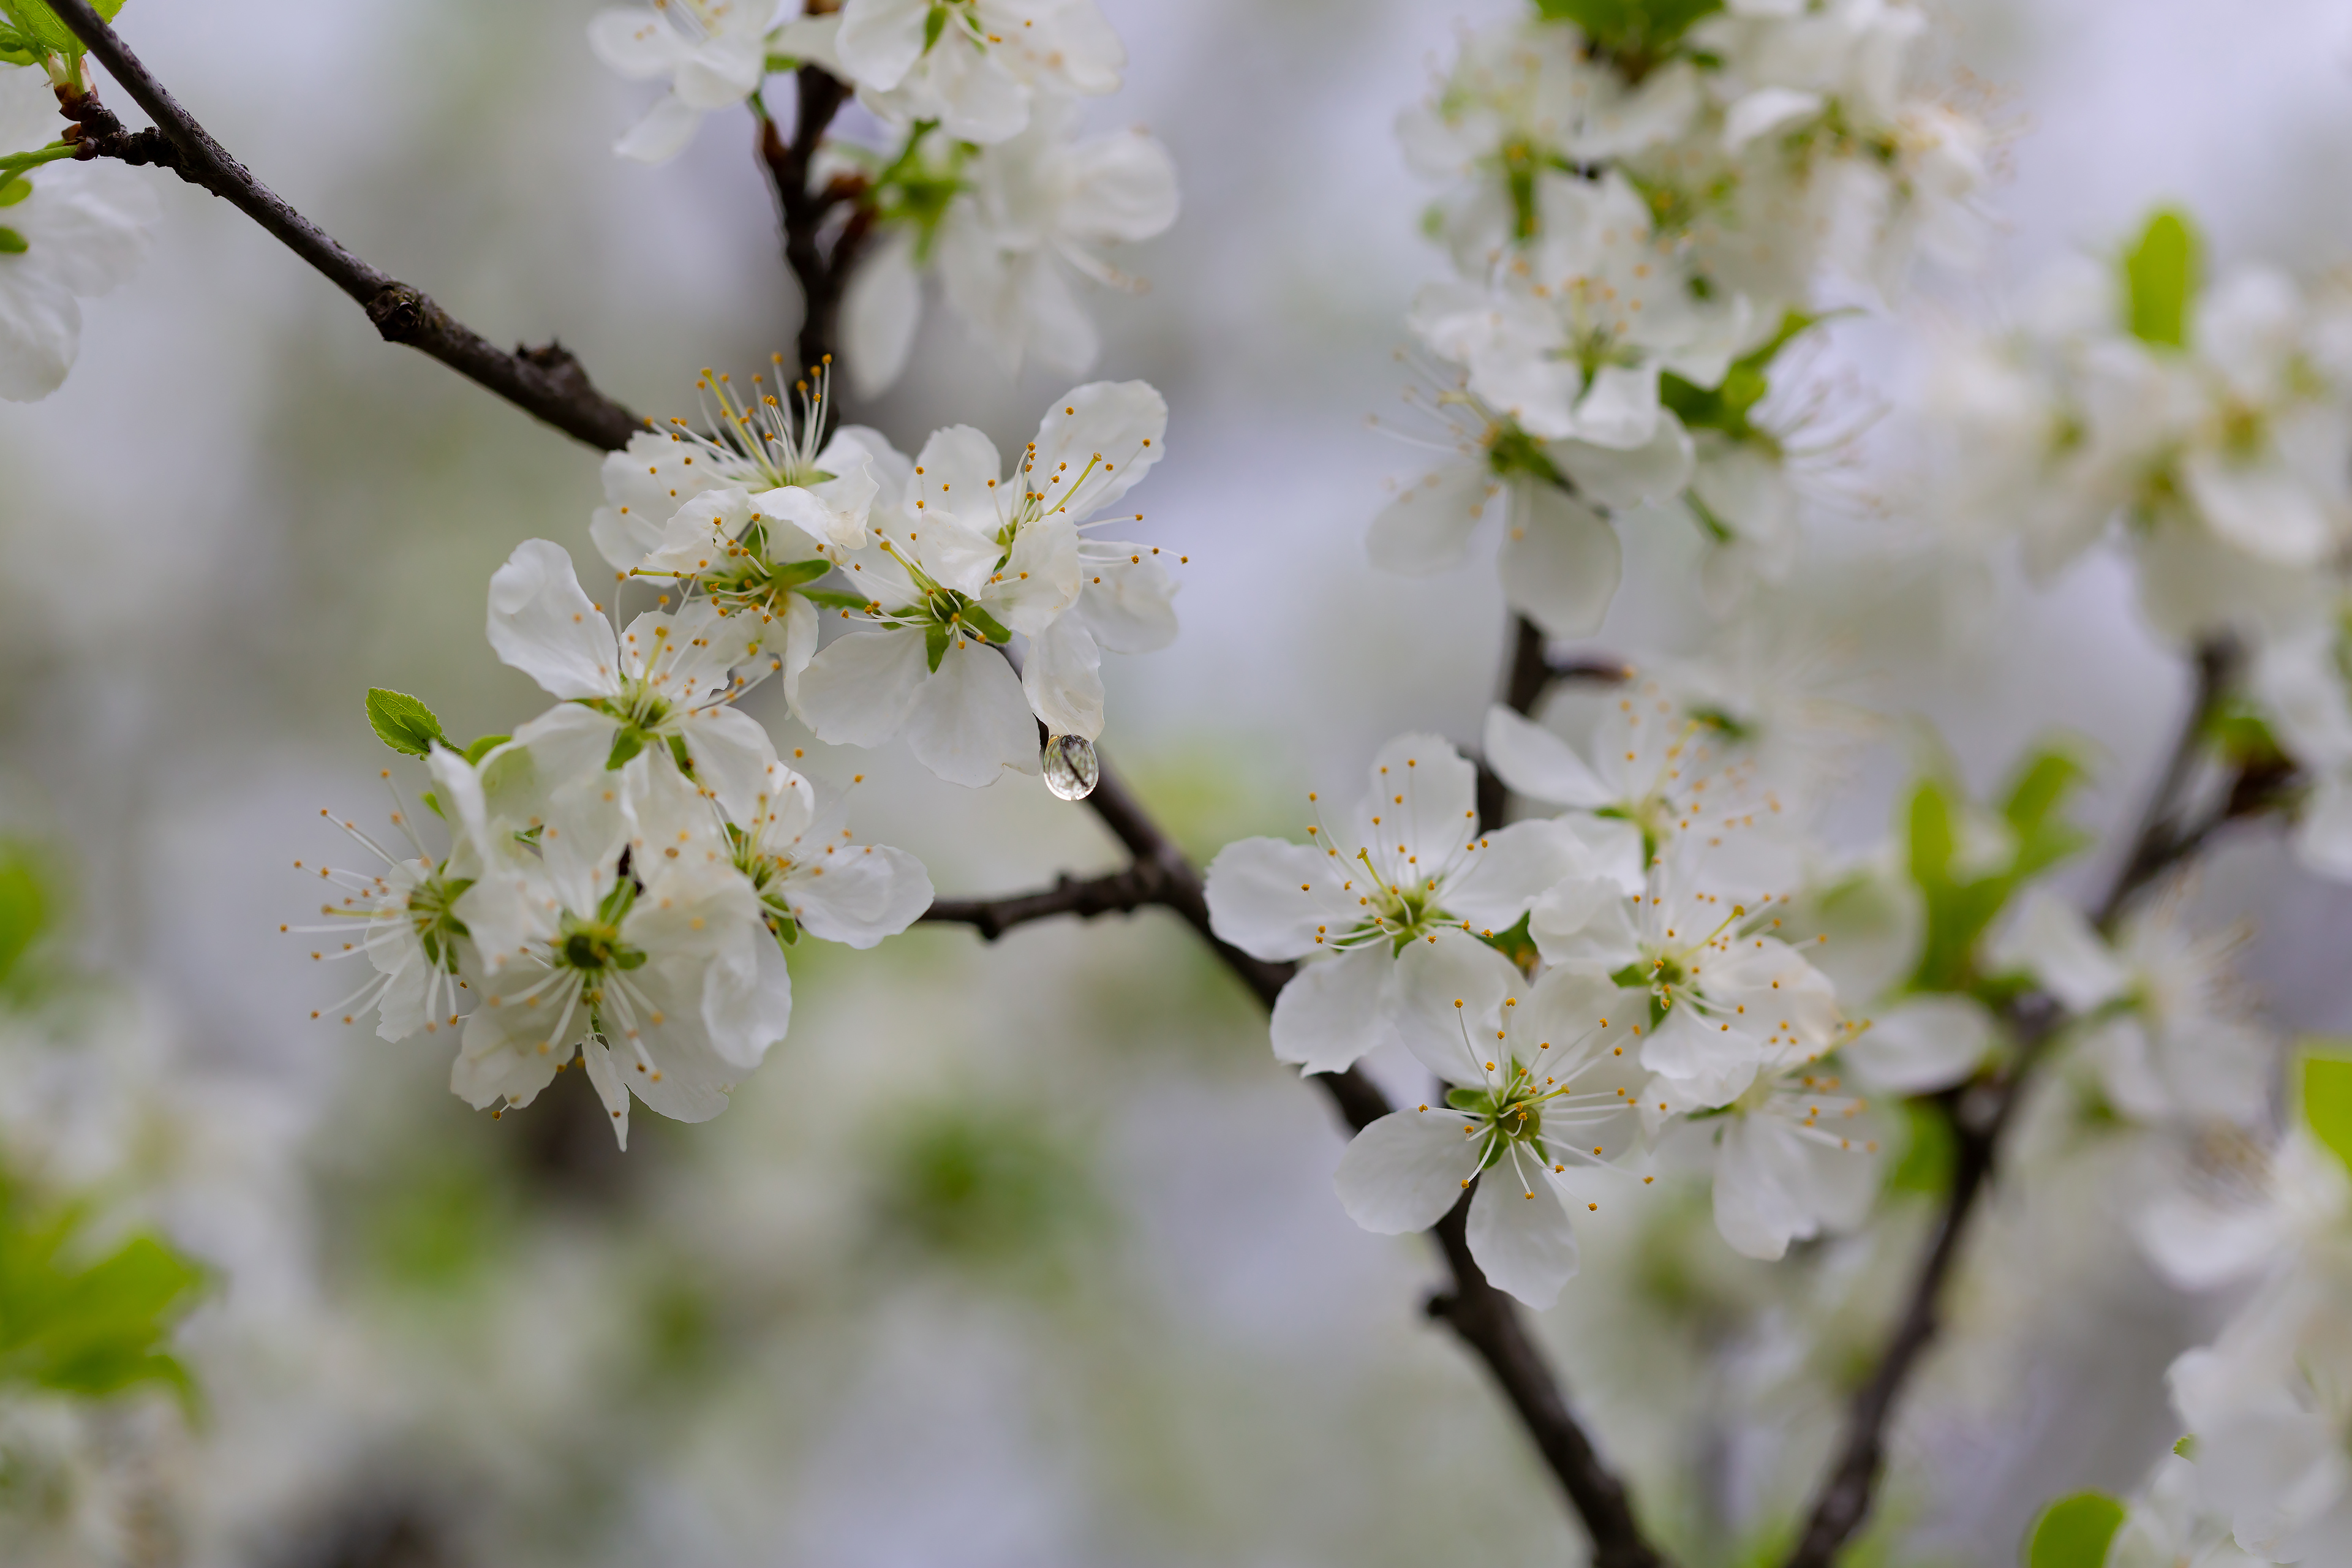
[921,864,1174,941]
[756,64,872,380]
[1779,636,2244,1568]
[1475,617,1634,827]
[47,0,644,453]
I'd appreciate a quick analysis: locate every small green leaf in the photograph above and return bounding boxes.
[802,588,873,611]
[666,734,695,775]
[769,909,799,949]
[365,688,447,758]
[924,621,951,674]
[0,177,27,209]
[605,727,647,771]
[461,733,508,766]
[0,0,127,59]
[921,0,947,52]
[2302,1050,2352,1174]
[0,226,26,255]
[2124,208,2200,350]
[2025,1491,2126,1568]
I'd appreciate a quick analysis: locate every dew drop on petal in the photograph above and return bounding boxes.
[1042,734,1099,801]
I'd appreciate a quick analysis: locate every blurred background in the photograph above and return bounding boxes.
[6,0,2352,1563]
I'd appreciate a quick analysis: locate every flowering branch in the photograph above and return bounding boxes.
[1781,635,2254,1568]
[755,56,872,379]
[44,0,645,452]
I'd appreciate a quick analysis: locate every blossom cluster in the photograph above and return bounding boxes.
[1372,0,1989,630]
[1923,211,2352,892]
[1205,688,1901,1305]
[301,367,1179,1144]
[590,0,1178,390]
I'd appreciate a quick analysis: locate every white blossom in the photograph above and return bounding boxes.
[0,67,158,402]
[794,380,1174,779]
[1989,886,2274,1131]
[835,0,1121,146]
[1409,171,1747,451]
[1333,937,1648,1307]
[1366,371,1692,638]
[1205,733,1589,1074]
[450,760,778,1148]
[588,1,841,162]
[486,539,781,820]
[2169,1248,2352,1562]
[1529,834,1839,1108]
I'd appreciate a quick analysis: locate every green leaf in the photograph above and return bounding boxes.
[2124,208,2200,350]
[0,842,51,990]
[2301,1050,2352,1174]
[0,177,27,209]
[921,0,947,52]
[0,226,24,255]
[924,620,951,674]
[461,733,508,766]
[1659,309,1823,443]
[365,688,447,758]
[2000,744,2095,881]
[802,588,873,611]
[0,0,126,58]
[2025,1491,2126,1568]
[1904,742,2094,993]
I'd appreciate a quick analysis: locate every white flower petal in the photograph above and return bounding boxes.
[1335,1109,1485,1234]
[1269,946,1401,1073]
[1469,1154,1581,1307]
[486,540,621,700]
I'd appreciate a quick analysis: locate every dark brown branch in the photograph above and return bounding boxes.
[1475,616,1634,829]
[1781,636,2244,1568]
[921,864,1175,942]
[47,0,644,453]
[756,63,871,382]
[1428,1192,1665,1568]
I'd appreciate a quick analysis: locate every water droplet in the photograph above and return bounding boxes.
[1042,733,1099,801]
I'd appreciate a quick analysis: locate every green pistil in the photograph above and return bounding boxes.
[557,913,644,976]
[407,875,474,971]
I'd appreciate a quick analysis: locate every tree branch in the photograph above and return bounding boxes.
[47,0,645,453]
[756,63,870,383]
[1780,635,2245,1568]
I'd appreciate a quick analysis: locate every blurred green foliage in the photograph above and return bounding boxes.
[2025,1490,2126,1568]
[1904,743,2092,996]
[0,1172,203,1406]
[2300,1046,2352,1174]
[876,1104,1099,1278]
